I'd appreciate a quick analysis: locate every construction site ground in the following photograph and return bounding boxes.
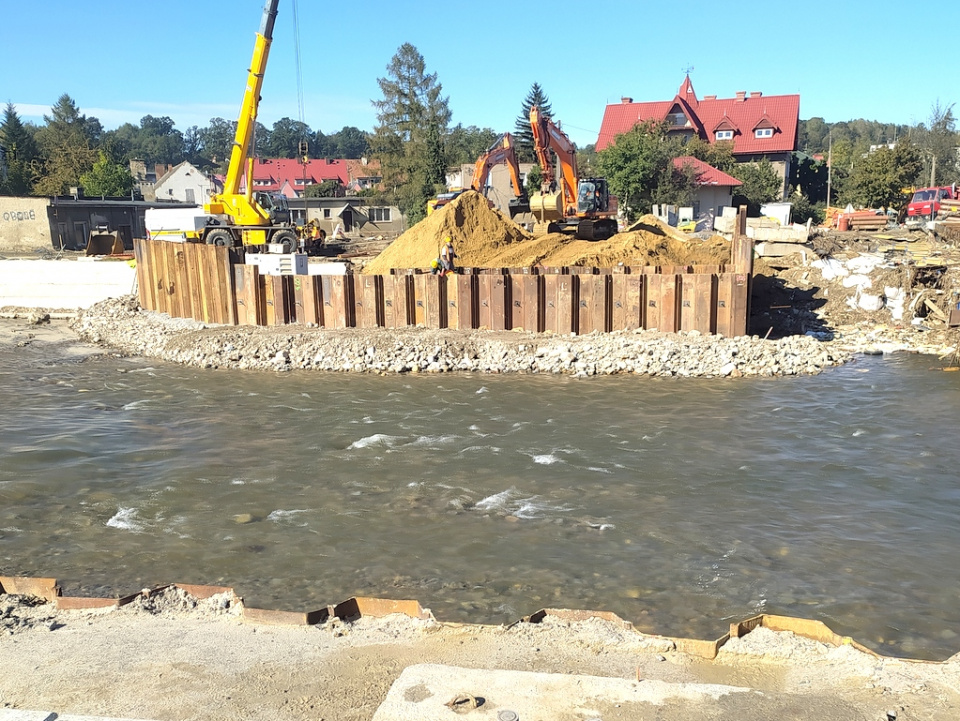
[2,589,959,721]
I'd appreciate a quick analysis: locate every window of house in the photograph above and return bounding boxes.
[755,128,773,138]
[369,207,391,223]
[666,112,689,127]
[716,130,733,141]
[323,209,331,219]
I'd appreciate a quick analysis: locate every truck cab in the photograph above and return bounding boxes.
[907,185,957,219]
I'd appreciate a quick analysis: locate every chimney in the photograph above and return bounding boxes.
[703,95,717,100]
[621,96,633,104]
[735,91,746,102]
[749,91,762,98]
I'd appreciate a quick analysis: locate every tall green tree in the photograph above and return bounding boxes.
[596,119,692,222]
[266,117,312,158]
[0,102,39,195]
[371,43,451,224]
[80,149,134,197]
[32,94,99,195]
[514,83,553,162]
[843,139,922,208]
[914,101,959,186]
[444,124,498,168]
[730,158,783,214]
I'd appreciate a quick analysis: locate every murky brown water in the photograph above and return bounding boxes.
[2,330,959,659]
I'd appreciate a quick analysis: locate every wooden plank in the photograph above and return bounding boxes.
[293,274,307,325]
[611,274,628,331]
[510,274,525,330]
[445,274,460,330]
[281,275,296,324]
[679,273,696,332]
[199,245,221,323]
[182,243,203,322]
[729,272,750,337]
[715,273,734,337]
[543,274,558,333]
[694,273,714,334]
[558,275,576,334]
[731,205,753,275]
[478,274,493,329]
[627,274,644,331]
[394,274,413,327]
[263,274,277,326]
[413,274,428,326]
[327,275,349,328]
[459,274,477,329]
[489,274,507,331]
[133,240,150,311]
[141,239,159,313]
[216,246,238,325]
[359,275,383,328]
[381,275,397,328]
[523,275,541,332]
[578,275,608,333]
[425,274,446,328]
[164,242,184,318]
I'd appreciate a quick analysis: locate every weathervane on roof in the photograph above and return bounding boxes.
[682,65,694,76]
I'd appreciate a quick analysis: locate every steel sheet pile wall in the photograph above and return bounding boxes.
[134,208,754,335]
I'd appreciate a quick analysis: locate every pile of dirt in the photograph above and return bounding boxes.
[362,191,533,274]
[364,196,732,272]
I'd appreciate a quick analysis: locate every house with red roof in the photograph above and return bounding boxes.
[671,155,742,225]
[597,76,799,198]
[239,157,382,198]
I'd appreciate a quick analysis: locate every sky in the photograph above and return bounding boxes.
[3,0,958,149]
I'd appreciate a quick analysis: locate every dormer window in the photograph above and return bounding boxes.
[755,128,773,138]
[666,112,689,127]
[716,130,734,140]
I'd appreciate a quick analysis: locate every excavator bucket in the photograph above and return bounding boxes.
[507,195,531,218]
[85,230,125,256]
[528,191,563,222]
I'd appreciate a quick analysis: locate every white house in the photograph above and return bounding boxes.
[153,162,218,206]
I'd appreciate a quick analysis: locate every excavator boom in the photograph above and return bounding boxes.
[470,133,529,216]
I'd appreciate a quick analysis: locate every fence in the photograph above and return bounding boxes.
[134,208,753,336]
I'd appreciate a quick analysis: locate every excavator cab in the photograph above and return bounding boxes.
[254,192,291,225]
[577,179,610,214]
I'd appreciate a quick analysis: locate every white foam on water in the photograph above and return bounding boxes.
[476,387,488,394]
[121,400,149,411]
[852,429,866,437]
[468,424,480,431]
[1,527,22,533]
[106,507,144,533]
[475,488,516,512]
[407,434,458,448]
[267,509,310,522]
[348,433,402,450]
[459,445,501,455]
[587,466,613,474]
[532,454,561,465]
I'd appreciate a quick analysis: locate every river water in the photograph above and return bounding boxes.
[2,329,959,660]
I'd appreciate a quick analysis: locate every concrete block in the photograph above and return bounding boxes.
[371,664,750,721]
[755,242,811,260]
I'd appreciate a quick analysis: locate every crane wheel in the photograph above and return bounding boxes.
[272,229,298,254]
[205,229,234,247]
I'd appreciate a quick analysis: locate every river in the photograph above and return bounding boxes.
[1,326,958,660]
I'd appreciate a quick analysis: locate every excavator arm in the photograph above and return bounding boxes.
[470,133,530,216]
[529,106,579,217]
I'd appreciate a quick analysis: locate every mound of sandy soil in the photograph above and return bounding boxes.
[364,194,732,271]
[362,191,533,274]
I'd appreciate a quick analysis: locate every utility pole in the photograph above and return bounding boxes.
[826,131,832,212]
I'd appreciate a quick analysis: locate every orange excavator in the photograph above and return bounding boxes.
[528,106,618,240]
[427,133,530,215]
[470,132,530,216]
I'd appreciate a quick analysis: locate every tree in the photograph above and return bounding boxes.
[730,158,784,214]
[266,117,312,159]
[0,102,39,195]
[596,119,691,221]
[371,43,451,224]
[790,153,829,204]
[80,150,134,197]
[327,126,370,159]
[444,124,498,167]
[197,117,237,169]
[32,94,99,195]
[523,164,542,198]
[685,136,736,172]
[514,83,552,162]
[305,179,342,198]
[842,139,922,209]
[914,101,959,186]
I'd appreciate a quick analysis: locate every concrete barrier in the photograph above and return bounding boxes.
[0,259,137,310]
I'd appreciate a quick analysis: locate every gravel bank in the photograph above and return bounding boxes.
[70,295,850,377]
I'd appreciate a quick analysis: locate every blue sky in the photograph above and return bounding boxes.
[3,0,957,148]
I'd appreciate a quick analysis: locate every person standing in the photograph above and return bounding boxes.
[440,236,457,275]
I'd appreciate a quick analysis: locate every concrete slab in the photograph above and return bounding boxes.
[371,664,752,721]
[0,259,137,310]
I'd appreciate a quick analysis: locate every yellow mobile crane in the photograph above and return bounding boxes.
[199,0,299,253]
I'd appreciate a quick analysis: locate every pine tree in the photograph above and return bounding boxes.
[0,102,39,195]
[371,43,451,224]
[514,83,553,162]
[33,94,99,196]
